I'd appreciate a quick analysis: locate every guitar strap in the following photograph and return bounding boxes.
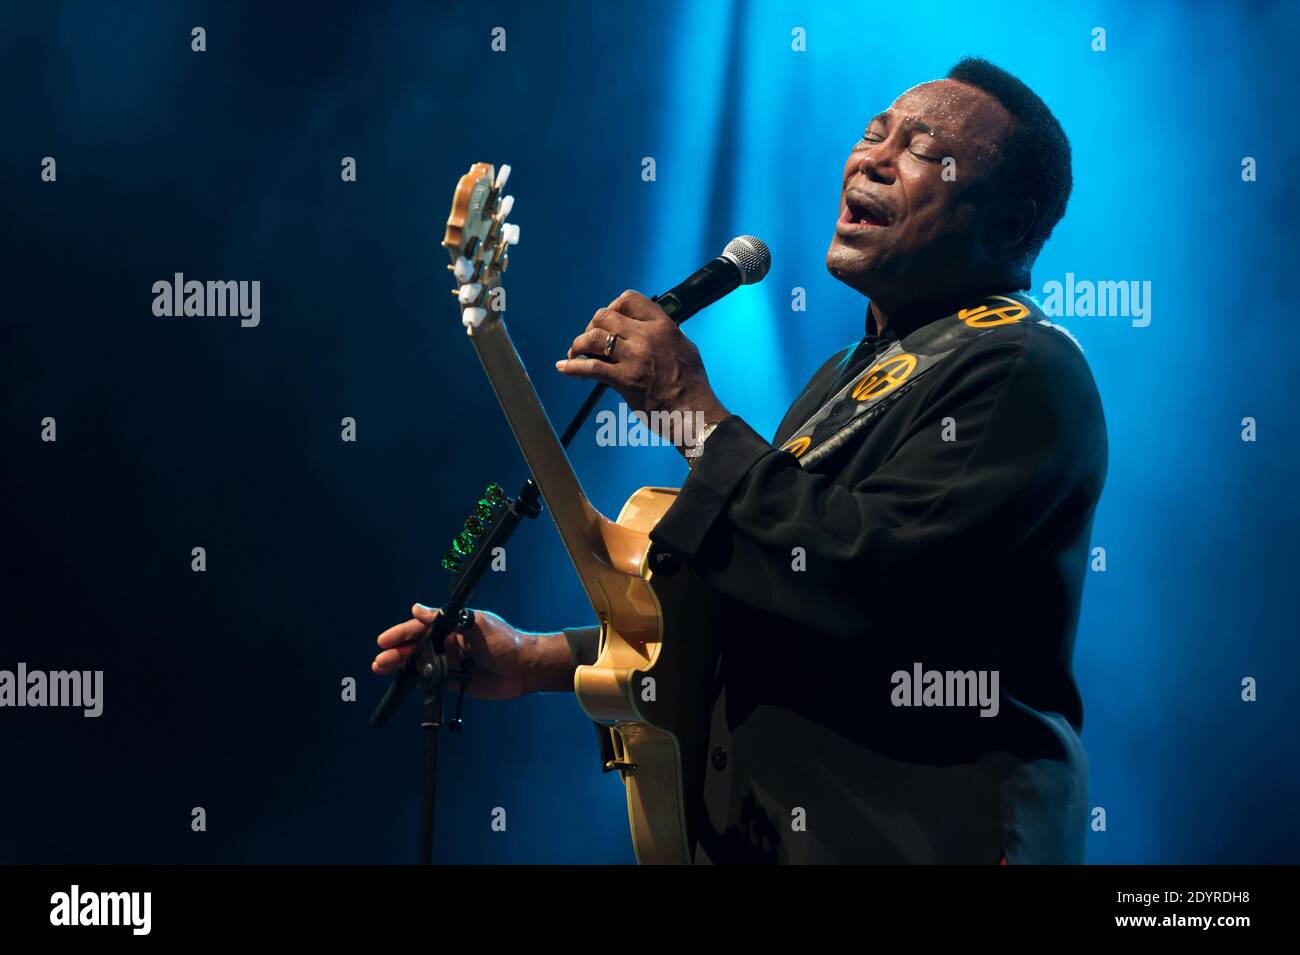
[779,292,1048,468]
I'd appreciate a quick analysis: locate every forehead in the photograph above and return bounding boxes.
[886,79,1013,148]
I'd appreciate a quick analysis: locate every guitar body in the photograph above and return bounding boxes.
[573,487,722,865]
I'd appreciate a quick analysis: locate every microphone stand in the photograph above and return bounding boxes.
[369,381,609,865]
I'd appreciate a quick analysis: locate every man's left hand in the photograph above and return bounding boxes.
[554,290,729,431]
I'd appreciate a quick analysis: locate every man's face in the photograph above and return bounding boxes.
[826,79,1015,306]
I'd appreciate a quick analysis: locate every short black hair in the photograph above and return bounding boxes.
[946,56,1072,268]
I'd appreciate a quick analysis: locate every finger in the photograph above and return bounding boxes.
[372,644,420,674]
[554,355,628,385]
[589,308,639,337]
[567,311,638,360]
[376,617,430,650]
[411,603,440,624]
[566,328,600,361]
[609,289,666,322]
[569,327,624,361]
[443,632,467,670]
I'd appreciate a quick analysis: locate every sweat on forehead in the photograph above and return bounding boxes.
[889,79,1014,141]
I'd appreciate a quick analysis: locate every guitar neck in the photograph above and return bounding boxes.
[466,315,620,611]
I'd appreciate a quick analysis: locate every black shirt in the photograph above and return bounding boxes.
[567,294,1108,863]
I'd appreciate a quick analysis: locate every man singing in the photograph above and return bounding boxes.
[374,58,1107,864]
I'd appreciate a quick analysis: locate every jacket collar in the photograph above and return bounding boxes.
[865,285,1023,341]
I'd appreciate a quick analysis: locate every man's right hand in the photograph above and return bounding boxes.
[371,604,578,700]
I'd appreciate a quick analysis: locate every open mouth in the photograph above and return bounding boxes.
[838,192,892,232]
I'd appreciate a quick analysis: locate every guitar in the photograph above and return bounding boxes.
[442,162,723,864]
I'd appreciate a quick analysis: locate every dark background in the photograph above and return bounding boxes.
[2,0,1298,863]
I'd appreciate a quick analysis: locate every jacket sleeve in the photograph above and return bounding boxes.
[563,625,600,666]
[647,327,1106,642]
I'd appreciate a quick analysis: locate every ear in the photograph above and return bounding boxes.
[995,196,1037,251]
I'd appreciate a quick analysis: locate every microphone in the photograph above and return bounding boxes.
[558,235,769,444]
[653,235,772,324]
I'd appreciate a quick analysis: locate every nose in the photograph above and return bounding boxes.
[854,143,895,185]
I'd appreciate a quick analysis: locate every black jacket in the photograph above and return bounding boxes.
[566,295,1108,864]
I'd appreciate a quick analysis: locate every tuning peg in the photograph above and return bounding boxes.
[494,165,511,190]
[462,307,487,331]
[453,256,473,283]
[497,194,514,218]
[458,282,482,305]
[501,223,520,246]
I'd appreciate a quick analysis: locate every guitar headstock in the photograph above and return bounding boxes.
[443,162,520,334]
